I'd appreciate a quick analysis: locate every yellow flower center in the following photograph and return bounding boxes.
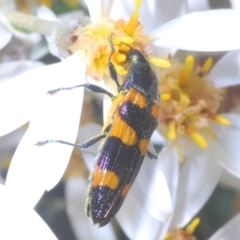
[158,56,230,148]
[165,218,200,240]
[67,0,170,82]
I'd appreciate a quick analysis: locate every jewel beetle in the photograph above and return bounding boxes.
[38,40,160,227]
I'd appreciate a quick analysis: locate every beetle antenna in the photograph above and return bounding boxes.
[119,41,132,51]
[108,33,120,87]
[108,32,115,57]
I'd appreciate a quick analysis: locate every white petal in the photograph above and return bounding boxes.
[0,15,41,45]
[209,113,240,177]
[0,24,12,49]
[155,143,180,240]
[151,9,240,51]
[0,54,80,136]
[0,186,57,240]
[132,211,167,240]
[37,5,57,21]
[6,54,86,207]
[103,81,116,124]
[119,143,179,240]
[118,190,167,240]
[116,192,141,239]
[0,127,25,163]
[78,123,102,152]
[159,143,179,206]
[209,213,240,240]
[65,176,117,240]
[122,0,188,33]
[0,208,58,240]
[29,41,50,60]
[169,142,222,228]
[107,0,124,21]
[79,123,102,171]
[84,0,122,22]
[151,130,166,145]
[0,64,46,136]
[231,0,240,9]
[187,0,210,12]
[208,50,240,88]
[0,61,44,82]
[5,129,46,206]
[131,154,172,221]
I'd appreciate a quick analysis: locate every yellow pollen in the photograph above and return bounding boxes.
[1,157,11,169]
[167,122,176,140]
[161,93,171,101]
[186,218,201,235]
[148,56,171,68]
[134,0,143,11]
[164,232,170,240]
[186,127,207,148]
[113,36,134,45]
[202,57,213,74]
[124,12,139,35]
[124,0,142,36]
[120,44,131,52]
[113,63,128,75]
[214,114,231,125]
[41,0,52,8]
[179,55,194,86]
[115,53,127,63]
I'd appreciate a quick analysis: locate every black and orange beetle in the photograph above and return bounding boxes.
[38,39,160,227]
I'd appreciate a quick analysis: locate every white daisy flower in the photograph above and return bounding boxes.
[158,50,240,177]
[116,49,240,239]
[0,0,240,235]
[0,179,57,239]
[0,3,41,50]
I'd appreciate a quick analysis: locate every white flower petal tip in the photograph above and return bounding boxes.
[0,186,57,240]
[0,61,45,81]
[208,50,240,88]
[132,156,172,222]
[5,54,86,206]
[170,151,222,228]
[209,114,240,178]
[65,176,117,240]
[0,53,84,137]
[37,5,57,21]
[85,0,123,23]
[151,9,240,51]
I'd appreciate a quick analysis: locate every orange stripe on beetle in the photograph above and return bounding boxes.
[109,112,138,146]
[126,88,147,108]
[151,104,161,119]
[139,139,150,155]
[93,166,119,189]
[121,184,131,197]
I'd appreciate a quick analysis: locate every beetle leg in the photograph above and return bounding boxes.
[48,83,114,98]
[108,33,120,88]
[36,133,107,149]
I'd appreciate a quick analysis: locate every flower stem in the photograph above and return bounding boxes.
[3,10,58,35]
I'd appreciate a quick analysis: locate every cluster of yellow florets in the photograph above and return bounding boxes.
[165,218,200,240]
[67,9,150,82]
[66,0,170,85]
[158,56,229,148]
